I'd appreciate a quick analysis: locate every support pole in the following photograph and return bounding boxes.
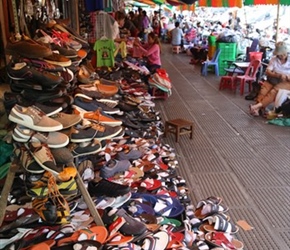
[275,2,280,43]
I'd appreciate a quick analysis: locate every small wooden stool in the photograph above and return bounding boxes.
[172,46,181,54]
[164,118,194,142]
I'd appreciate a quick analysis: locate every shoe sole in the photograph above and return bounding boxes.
[43,59,72,67]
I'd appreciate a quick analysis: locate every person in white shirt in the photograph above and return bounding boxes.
[250,42,290,116]
[171,21,184,48]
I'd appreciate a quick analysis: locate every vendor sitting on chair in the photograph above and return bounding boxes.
[250,41,290,116]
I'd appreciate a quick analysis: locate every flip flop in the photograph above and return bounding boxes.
[127,201,155,216]
[205,231,244,250]
[0,214,40,233]
[106,232,134,246]
[4,207,35,222]
[111,192,132,208]
[57,225,108,246]
[22,239,55,250]
[152,231,170,250]
[194,201,228,220]
[203,215,239,234]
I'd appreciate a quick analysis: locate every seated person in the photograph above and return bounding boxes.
[250,42,290,116]
[133,32,161,73]
[171,21,184,48]
[190,35,208,64]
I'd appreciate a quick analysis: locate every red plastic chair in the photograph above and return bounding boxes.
[235,59,261,95]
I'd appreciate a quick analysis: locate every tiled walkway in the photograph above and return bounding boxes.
[157,45,290,250]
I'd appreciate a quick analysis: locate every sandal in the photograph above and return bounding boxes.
[205,231,244,249]
[203,214,239,234]
[194,200,228,219]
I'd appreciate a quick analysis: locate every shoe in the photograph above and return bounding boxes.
[116,149,143,161]
[21,58,64,72]
[50,43,78,58]
[13,125,69,148]
[21,88,64,103]
[53,22,90,48]
[69,139,105,158]
[28,177,78,198]
[43,94,74,111]
[97,98,119,108]
[76,65,99,84]
[74,94,120,115]
[88,178,130,197]
[74,87,103,99]
[100,159,131,179]
[50,112,82,129]
[78,82,119,97]
[73,106,122,127]
[26,141,61,175]
[7,62,63,88]
[9,105,63,132]
[44,52,72,67]
[3,92,62,116]
[51,30,82,51]
[32,196,70,224]
[70,123,123,143]
[50,147,74,165]
[14,145,44,173]
[5,36,53,58]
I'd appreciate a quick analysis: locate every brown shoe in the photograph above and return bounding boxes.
[44,53,72,67]
[78,82,119,97]
[5,37,53,59]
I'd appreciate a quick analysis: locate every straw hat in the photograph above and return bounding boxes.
[273,41,289,55]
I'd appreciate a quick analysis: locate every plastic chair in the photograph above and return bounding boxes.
[201,48,221,76]
[235,59,261,95]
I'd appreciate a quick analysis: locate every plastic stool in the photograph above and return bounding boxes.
[172,46,181,54]
[219,76,236,91]
[164,118,194,142]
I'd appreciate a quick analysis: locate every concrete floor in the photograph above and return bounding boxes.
[157,46,290,250]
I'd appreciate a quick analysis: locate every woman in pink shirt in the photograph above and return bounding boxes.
[134,32,161,73]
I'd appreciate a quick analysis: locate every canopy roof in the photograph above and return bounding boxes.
[244,0,290,5]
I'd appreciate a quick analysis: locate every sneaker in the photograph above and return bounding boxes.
[50,43,78,58]
[73,106,122,127]
[88,178,130,197]
[50,147,74,165]
[21,88,64,103]
[78,83,119,97]
[14,145,44,173]
[9,105,63,132]
[51,30,82,51]
[97,98,119,108]
[44,52,72,67]
[100,159,131,179]
[25,171,52,188]
[74,94,120,115]
[53,23,90,48]
[13,125,69,148]
[5,36,53,58]
[50,112,82,129]
[7,62,63,88]
[69,139,105,158]
[116,149,143,161]
[28,177,78,198]
[26,141,61,175]
[77,65,99,84]
[70,123,123,143]
[21,58,64,72]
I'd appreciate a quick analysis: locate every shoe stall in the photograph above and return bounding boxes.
[0,0,244,249]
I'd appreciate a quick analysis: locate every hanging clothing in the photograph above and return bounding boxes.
[94,39,116,67]
[95,11,116,41]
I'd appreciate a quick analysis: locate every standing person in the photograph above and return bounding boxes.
[249,42,290,116]
[171,21,184,48]
[152,11,160,36]
[133,32,161,73]
[141,10,151,42]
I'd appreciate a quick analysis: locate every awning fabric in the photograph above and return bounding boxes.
[198,0,242,7]
[179,4,195,11]
[244,0,290,5]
